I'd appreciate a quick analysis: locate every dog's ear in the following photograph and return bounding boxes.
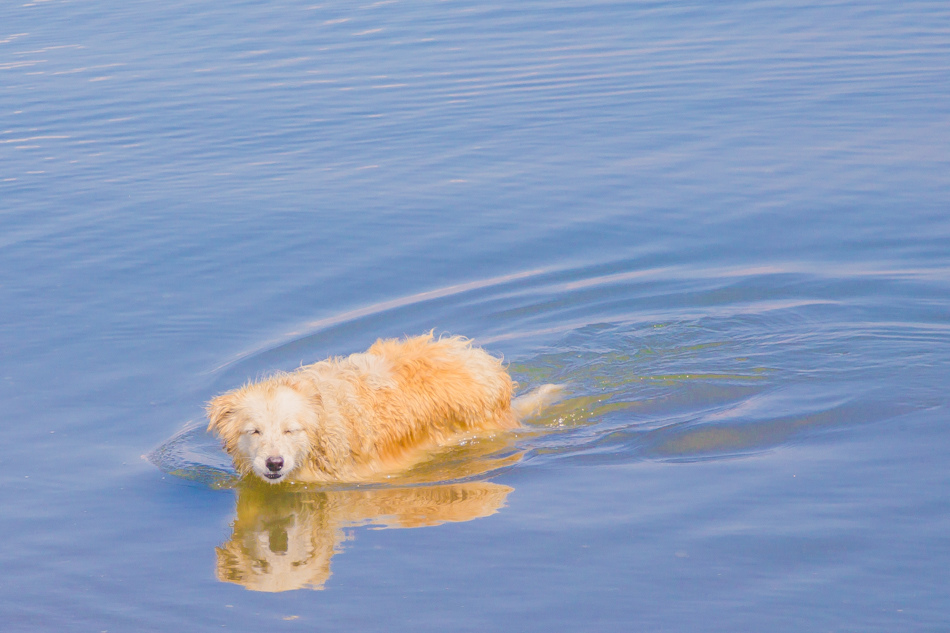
[287,379,323,412]
[207,392,240,436]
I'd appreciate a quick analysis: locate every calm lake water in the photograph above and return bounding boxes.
[2,0,949,630]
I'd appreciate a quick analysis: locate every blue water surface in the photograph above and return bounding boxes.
[1,0,948,631]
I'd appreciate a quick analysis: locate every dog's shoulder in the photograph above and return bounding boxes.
[340,352,396,390]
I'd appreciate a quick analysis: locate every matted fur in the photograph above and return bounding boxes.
[207,334,531,484]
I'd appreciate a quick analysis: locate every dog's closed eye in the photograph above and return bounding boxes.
[244,429,261,435]
[284,429,303,435]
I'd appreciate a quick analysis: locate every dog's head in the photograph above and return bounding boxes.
[207,380,318,484]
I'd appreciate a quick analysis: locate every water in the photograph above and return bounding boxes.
[2,0,948,630]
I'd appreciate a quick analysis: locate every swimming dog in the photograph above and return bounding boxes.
[207,333,558,484]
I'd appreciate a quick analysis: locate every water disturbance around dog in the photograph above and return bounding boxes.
[155,260,927,486]
[3,0,949,629]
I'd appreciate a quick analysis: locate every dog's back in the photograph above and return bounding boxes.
[364,333,517,438]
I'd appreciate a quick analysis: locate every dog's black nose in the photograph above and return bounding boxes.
[265,456,284,472]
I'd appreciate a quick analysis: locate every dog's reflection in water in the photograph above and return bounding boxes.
[215,481,513,592]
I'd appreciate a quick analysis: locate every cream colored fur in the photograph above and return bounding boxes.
[207,333,555,484]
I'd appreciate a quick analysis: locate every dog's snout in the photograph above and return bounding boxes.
[265,456,284,472]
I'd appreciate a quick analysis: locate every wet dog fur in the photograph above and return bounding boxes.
[207,333,557,484]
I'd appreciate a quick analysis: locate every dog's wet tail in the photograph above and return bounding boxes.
[512,384,564,421]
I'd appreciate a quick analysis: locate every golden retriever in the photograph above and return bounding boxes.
[207,333,558,484]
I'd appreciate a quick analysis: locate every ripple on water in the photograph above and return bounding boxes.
[151,259,927,487]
